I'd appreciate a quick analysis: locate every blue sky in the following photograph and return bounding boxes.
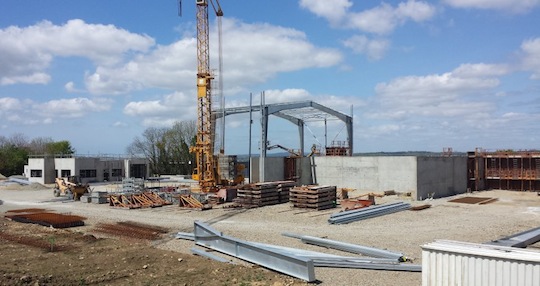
[1,0,540,155]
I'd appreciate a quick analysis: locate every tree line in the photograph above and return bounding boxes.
[0,120,197,177]
[126,120,197,176]
[0,134,75,176]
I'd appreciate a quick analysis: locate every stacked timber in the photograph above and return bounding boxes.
[290,185,337,210]
[234,182,281,208]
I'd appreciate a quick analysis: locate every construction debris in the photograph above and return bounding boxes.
[290,185,337,210]
[448,196,498,204]
[410,204,432,211]
[339,198,373,210]
[328,202,411,224]
[179,194,210,209]
[94,221,168,240]
[5,209,86,228]
[108,192,173,209]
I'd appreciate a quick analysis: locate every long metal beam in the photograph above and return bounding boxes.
[193,221,316,282]
[486,226,540,248]
[249,241,421,272]
[328,202,411,224]
[282,232,406,261]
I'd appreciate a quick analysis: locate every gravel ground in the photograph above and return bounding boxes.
[1,184,539,285]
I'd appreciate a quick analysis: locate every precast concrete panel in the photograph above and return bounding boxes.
[313,156,417,195]
[375,157,417,193]
[416,157,467,200]
[250,157,285,183]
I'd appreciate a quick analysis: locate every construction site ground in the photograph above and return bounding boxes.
[1,183,539,286]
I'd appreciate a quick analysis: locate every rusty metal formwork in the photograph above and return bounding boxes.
[5,209,86,228]
[325,140,349,156]
[467,149,540,192]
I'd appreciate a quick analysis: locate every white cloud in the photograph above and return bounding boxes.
[123,91,195,126]
[0,96,112,124]
[520,38,540,79]
[36,98,112,118]
[112,121,128,128]
[64,81,85,93]
[301,0,436,35]
[299,0,353,25]
[343,35,390,60]
[262,89,311,104]
[0,19,154,86]
[86,18,343,95]
[371,63,508,121]
[348,1,436,35]
[1,73,51,85]
[443,0,540,13]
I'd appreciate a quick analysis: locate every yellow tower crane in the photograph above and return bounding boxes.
[189,0,223,192]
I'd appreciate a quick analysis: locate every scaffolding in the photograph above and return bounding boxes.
[467,149,540,192]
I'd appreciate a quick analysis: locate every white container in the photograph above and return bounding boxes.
[422,240,540,286]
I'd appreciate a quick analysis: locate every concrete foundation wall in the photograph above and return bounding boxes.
[416,156,467,200]
[307,156,467,200]
[312,156,418,195]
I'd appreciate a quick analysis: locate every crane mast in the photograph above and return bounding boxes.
[190,0,222,192]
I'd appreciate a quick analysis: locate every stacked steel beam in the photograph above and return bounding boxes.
[328,201,410,224]
[289,185,336,210]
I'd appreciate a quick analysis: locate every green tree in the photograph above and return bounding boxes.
[0,144,28,176]
[45,140,75,155]
[126,120,196,176]
[0,134,76,176]
[0,134,29,176]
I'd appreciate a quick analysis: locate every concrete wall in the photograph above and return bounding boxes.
[250,157,285,183]
[306,155,467,200]
[416,156,467,200]
[312,156,418,195]
[26,157,149,184]
[54,158,76,178]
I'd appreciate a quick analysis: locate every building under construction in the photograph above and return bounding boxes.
[468,149,540,192]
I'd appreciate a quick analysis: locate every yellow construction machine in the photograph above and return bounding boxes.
[53,176,90,200]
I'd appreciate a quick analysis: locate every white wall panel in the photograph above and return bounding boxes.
[422,240,540,286]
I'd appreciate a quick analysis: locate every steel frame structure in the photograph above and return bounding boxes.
[214,100,353,157]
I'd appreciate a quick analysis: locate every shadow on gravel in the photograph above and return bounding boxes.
[177,208,248,233]
[204,209,248,226]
